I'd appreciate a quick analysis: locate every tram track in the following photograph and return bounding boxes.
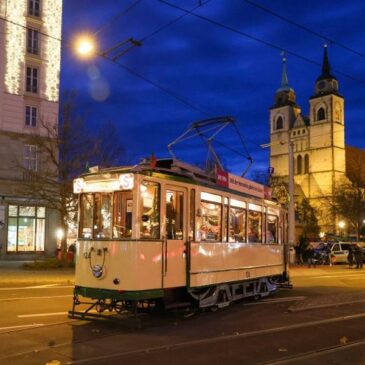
[2,307,365,364]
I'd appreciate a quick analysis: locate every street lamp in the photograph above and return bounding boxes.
[72,33,98,59]
[338,220,345,238]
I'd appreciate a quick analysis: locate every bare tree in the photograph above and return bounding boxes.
[18,92,126,255]
[328,147,365,240]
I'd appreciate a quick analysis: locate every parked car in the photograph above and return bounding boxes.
[329,242,365,264]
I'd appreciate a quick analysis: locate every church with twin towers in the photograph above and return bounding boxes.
[269,46,348,238]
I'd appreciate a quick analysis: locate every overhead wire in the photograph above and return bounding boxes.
[242,0,365,60]
[157,0,365,84]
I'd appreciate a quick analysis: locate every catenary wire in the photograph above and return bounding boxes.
[242,0,365,60]
[157,0,365,84]
[93,0,144,36]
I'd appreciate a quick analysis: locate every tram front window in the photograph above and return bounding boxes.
[113,191,133,238]
[80,194,93,238]
[94,193,112,238]
[140,181,160,239]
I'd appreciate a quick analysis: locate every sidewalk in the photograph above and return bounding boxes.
[0,261,75,287]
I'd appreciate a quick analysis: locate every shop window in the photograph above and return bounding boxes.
[267,215,278,244]
[140,181,160,239]
[248,210,262,243]
[166,190,184,240]
[7,204,45,252]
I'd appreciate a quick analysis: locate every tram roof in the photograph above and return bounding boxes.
[79,158,278,206]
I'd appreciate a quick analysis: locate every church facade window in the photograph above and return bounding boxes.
[275,116,283,130]
[304,154,309,174]
[317,107,326,121]
[296,155,302,175]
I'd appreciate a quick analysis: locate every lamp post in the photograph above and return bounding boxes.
[338,220,345,238]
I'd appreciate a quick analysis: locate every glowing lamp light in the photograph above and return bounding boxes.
[56,228,64,241]
[73,34,97,59]
[338,221,345,229]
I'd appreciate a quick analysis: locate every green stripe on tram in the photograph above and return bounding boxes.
[74,286,164,301]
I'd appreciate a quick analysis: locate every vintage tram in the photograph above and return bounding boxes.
[69,158,288,317]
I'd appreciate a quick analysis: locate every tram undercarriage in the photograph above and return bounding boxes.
[68,276,284,320]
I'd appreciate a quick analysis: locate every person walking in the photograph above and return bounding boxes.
[307,245,316,268]
[354,245,363,269]
[347,246,354,268]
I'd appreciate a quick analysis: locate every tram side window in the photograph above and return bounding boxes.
[94,193,112,238]
[248,210,262,243]
[80,194,93,238]
[200,201,222,241]
[140,181,160,239]
[229,207,246,243]
[166,190,184,240]
[267,215,278,244]
[113,191,133,238]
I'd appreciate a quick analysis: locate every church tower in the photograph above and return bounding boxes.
[269,56,301,178]
[269,46,346,236]
[308,45,346,231]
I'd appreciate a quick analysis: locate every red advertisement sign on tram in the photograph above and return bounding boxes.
[216,167,272,200]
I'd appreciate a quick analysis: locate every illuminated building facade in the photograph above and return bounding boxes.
[269,47,346,237]
[0,0,62,259]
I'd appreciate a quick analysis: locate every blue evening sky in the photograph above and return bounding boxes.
[61,0,365,177]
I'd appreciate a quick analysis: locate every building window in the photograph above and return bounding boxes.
[317,107,326,121]
[304,154,309,174]
[276,116,283,130]
[28,0,40,17]
[7,205,45,252]
[27,29,39,55]
[297,155,302,175]
[26,67,38,93]
[24,145,38,171]
[25,106,37,127]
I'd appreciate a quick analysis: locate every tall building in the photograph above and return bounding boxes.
[269,46,346,236]
[0,0,62,259]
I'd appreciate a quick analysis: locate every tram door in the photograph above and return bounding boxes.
[163,186,187,288]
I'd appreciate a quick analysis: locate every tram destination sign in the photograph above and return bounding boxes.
[216,167,272,200]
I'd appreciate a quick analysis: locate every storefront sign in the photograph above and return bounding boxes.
[216,168,272,200]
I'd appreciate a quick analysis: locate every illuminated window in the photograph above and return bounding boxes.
[27,29,39,55]
[24,145,38,171]
[28,0,40,17]
[248,210,262,243]
[140,181,160,239]
[229,206,246,242]
[25,106,37,127]
[200,200,222,242]
[317,107,325,121]
[166,190,184,240]
[26,67,38,93]
[7,204,45,253]
[113,191,133,239]
[266,215,278,244]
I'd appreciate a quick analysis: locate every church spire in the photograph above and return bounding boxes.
[274,54,296,107]
[317,44,336,81]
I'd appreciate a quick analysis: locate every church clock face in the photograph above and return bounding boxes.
[318,81,325,90]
